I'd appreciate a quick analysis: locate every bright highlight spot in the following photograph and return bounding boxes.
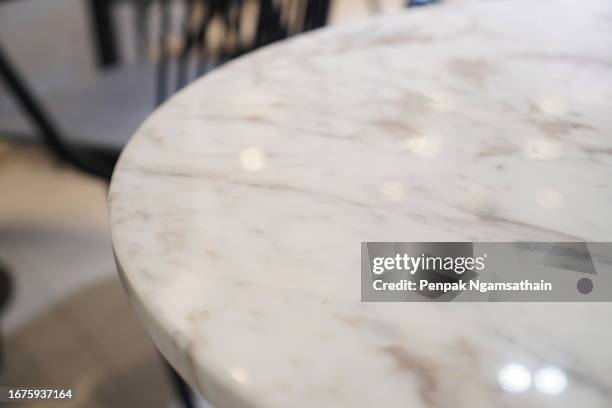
[524,138,563,160]
[534,367,568,395]
[380,181,405,203]
[228,367,250,385]
[498,364,532,393]
[428,93,456,113]
[462,187,491,212]
[240,147,266,171]
[534,96,567,116]
[403,136,441,158]
[536,188,562,208]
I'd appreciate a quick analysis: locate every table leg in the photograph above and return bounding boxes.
[165,360,194,408]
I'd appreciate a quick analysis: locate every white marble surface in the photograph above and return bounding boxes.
[109,0,612,406]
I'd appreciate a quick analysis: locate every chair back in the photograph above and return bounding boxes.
[149,0,331,104]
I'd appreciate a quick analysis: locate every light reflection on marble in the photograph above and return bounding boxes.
[109,0,612,407]
[536,188,562,209]
[402,135,442,158]
[239,147,267,171]
[498,364,532,394]
[523,138,563,160]
[535,366,568,395]
[427,92,456,113]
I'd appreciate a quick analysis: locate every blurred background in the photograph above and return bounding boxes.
[0,0,412,406]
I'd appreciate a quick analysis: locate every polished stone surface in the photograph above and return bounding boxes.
[109,0,612,406]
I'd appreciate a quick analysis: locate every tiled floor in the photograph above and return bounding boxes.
[1,279,172,408]
[0,143,174,407]
[0,145,113,334]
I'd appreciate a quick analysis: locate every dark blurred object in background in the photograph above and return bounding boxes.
[1,0,332,181]
[0,261,12,368]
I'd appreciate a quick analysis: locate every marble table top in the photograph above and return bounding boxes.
[109,0,612,406]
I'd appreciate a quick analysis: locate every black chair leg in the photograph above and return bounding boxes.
[0,41,116,179]
[0,261,13,371]
[165,360,194,408]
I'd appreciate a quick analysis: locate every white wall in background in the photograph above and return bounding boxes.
[0,0,96,100]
